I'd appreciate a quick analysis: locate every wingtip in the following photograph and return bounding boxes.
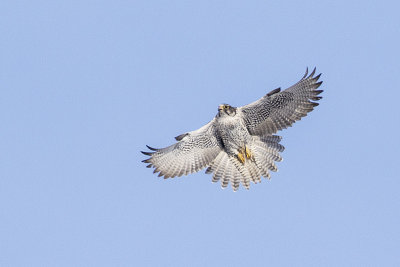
[314,81,323,89]
[302,67,309,79]
[141,151,153,156]
[311,96,323,101]
[311,102,319,107]
[309,67,316,78]
[146,145,158,151]
[314,73,322,81]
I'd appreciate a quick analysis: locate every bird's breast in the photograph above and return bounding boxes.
[216,116,250,153]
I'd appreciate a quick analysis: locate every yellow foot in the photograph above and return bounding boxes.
[237,151,245,163]
[237,146,252,164]
[245,146,252,159]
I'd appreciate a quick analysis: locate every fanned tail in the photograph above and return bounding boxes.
[205,135,284,191]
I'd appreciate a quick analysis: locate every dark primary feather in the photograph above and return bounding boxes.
[267,88,281,96]
[239,67,323,136]
[175,133,188,141]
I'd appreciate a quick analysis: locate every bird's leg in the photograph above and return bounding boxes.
[237,148,245,163]
[237,145,252,164]
[245,145,253,160]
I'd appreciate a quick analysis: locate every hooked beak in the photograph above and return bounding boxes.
[218,104,224,111]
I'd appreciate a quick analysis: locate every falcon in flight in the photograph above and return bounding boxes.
[142,68,323,191]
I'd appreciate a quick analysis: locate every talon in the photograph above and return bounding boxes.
[245,146,252,159]
[237,152,245,163]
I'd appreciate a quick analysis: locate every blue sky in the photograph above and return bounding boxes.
[1,0,400,266]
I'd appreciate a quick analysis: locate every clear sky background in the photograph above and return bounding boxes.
[1,0,400,266]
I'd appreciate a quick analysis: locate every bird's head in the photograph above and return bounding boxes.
[218,104,236,117]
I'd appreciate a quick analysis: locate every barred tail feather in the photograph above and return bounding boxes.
[205,135,284,191]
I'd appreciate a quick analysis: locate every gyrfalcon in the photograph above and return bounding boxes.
[142,68,323,191]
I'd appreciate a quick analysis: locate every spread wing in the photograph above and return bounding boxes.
[239,67,323,136]
[141,118,223,178]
